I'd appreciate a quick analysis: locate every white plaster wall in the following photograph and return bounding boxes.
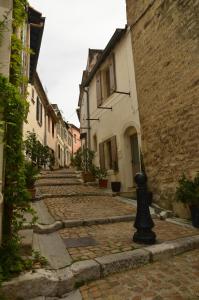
[23,84,45,145]
[88,29,141,191]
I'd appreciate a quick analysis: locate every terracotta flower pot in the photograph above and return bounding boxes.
[82,172,95,183]
[99,179,108,188]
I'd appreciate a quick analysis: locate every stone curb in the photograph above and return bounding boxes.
[33,215,135,233]
[33,192,112,201]
[35,182,82,187]
[37,174,81,179]
[2,234,199,299]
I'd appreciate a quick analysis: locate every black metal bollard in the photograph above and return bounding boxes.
[133,173,156,244]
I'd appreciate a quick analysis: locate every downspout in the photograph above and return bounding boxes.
[83,87,91,150]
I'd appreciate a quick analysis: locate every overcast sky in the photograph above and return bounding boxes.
[29,0,127,127]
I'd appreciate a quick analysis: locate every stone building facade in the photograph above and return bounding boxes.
[126,0,199,215]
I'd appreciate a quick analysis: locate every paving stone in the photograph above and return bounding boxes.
[33,232,72,269]
[71,260,100,284]
[59,220,198,262]
[80,249,199,300]
[63,236,98,248]
[63,220,84,228]
[95,249,150,277]
[44,196,136,221]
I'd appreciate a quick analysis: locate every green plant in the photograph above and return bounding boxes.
[24,132,54,169]
[81,148,95,172]
[24,160,39,188]
[94,166,107,180]
[176,173,199,206]
[0,0,36,284]
[71,148,83,170]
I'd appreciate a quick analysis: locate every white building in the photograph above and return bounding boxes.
[78,27,141,193]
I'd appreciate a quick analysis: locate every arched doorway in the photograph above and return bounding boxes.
[123,126,141,187]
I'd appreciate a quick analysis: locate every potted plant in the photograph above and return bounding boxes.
[94,167,108,188]
[176,173,199,228]
[24,161,39,199]
[81,148,96,182]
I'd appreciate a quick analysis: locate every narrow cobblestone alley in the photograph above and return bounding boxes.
[1,168,199,300]
[33,169,199,300]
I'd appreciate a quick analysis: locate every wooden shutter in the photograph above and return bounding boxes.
[96,71,102,107]
[99,142,105,169]
[40,102,43,125]
[109,53,116,94]
[36,97,39,121]
[111,135,118,171]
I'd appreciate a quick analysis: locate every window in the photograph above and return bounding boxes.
[52,121,54,137]
[57,123,60,136]
[48,116,50,132]
[93,134,97,152]
[31,88,35,103]
[36,96,42,126]
[58,144,61,159]
[96,53,116,106]
[74,134,77,144]
[68,136,72,146]
[99,135,118,171]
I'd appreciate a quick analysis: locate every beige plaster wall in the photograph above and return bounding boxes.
[88,29,141,191]
[23,84,46,145]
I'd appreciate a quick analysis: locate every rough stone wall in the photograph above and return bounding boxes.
[126,0,199,214]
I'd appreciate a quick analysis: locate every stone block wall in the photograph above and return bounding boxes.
[126,0,199,215]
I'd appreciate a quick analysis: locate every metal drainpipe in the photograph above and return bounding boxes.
[83,87,91,150]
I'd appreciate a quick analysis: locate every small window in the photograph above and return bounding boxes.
[52,121,54,137]
[96,53,116,106]
[74,134,77,144]
[36,97,42,126]
[48,115,51,133]
[99,136,118,171]
[31,88,35,103]
[93,134,97,152]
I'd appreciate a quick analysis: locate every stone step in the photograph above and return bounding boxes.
[38,175,80,180]
[35,182,83,187]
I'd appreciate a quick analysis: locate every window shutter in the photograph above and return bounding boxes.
[96,71,102,107]
[99,142,105,169]
[109,53,116,94]
[111,135,118,171]
[40,102,43,125]
[36,97,39,121]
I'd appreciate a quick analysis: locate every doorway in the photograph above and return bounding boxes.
[130,133,140,183]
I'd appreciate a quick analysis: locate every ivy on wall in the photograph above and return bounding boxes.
[0,0,36,282]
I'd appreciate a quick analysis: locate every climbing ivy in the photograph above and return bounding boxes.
[0,0,36,282]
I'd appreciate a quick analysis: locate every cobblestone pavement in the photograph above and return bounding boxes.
[80,249,199,300]
[36,178,81,185]
[59,220,198,261]
[37,184,103,195]
[44,196,136,221]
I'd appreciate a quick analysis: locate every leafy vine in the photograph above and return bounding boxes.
[0,0,37,282]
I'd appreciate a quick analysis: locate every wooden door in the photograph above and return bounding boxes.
[130,134,140,183]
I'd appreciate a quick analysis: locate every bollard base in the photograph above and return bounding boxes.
[133,229,156,245]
